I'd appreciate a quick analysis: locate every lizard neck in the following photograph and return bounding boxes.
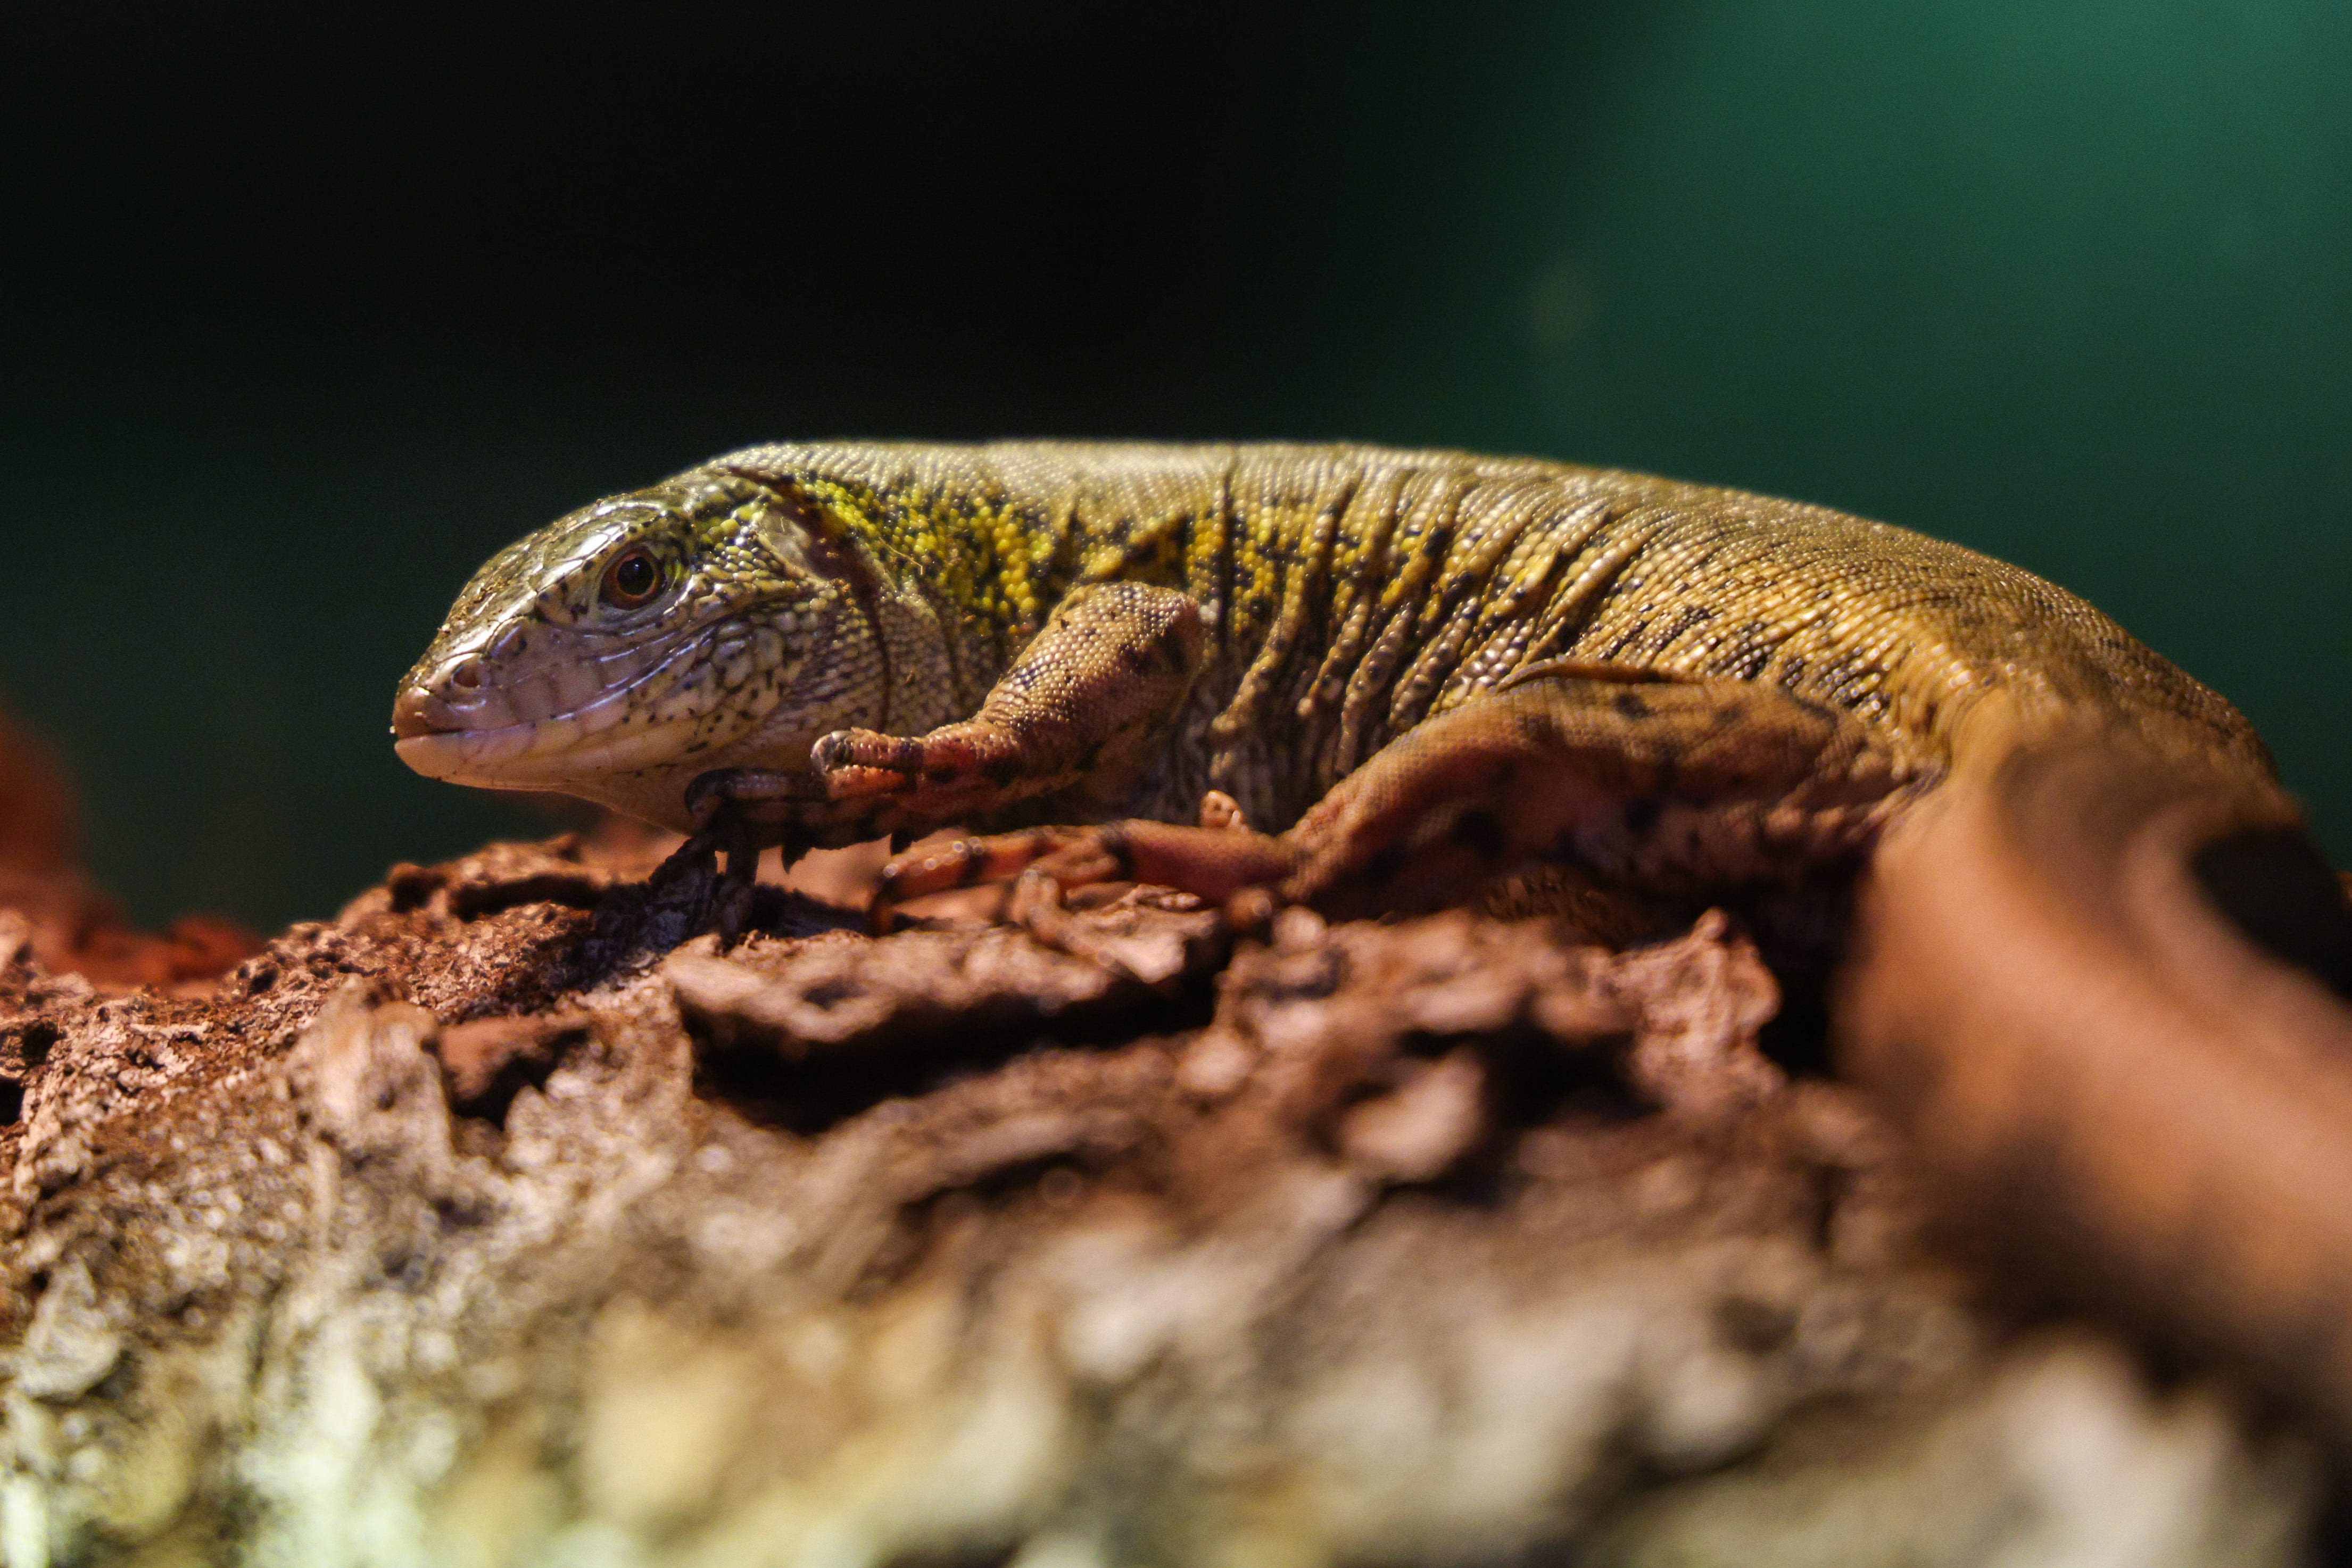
[768,461,1053,712]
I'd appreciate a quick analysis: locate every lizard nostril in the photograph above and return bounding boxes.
[446,658,487,693]
[390,685,454,739]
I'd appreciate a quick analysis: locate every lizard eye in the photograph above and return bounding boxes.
[602,546,662,608]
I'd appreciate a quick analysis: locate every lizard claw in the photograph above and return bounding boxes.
[658,783,800,949]
[645,823,765,950]
[814,721,1058,813]
[811,729,931,799]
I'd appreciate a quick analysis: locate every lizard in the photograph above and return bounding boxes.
[393,441,2352,1426]
[390,441,2273,917]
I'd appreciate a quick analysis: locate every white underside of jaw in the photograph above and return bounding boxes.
[394,707,706,787]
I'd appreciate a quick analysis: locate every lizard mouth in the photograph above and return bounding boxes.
[391,634,720,786]
[391,677,552,779]
[393,719,542,781]
[392,698,706,785]
[391,685,463,741]
[391,682,502,779]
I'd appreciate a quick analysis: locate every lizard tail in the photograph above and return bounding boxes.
[1837,732,2352,1434]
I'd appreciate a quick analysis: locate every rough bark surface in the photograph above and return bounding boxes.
[0,798,2325,1566]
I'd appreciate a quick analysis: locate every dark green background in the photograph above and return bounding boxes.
[5,2,2347,930]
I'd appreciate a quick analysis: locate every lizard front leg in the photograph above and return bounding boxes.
[638,791,800,950]
[668,582,1203,940]
[875,663,1920,927]
[813,581,1204,820]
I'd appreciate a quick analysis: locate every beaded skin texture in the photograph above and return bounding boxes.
[393,442,2275,913]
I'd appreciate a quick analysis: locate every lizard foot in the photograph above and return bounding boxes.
[642,822,761,949]
[813,720,1082,817]
[655,770,822,948]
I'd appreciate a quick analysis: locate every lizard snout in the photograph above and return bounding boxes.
[391,688,451,740]
[391,654,508,739]
[391,660,532,782]
[390,654,534,787]
[389,630,694,789]
[392,676,465,740]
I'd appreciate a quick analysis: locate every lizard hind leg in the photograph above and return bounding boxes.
[1279,666,1918,919]
[871,667,1917,936]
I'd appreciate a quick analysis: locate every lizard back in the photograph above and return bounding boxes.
[707,441,2270,831]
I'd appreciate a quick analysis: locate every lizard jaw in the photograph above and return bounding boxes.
[392,726,526,783]
[390,666,720,788]
[392,707,717,789]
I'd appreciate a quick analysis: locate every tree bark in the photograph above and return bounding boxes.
[0,815,2322,1566]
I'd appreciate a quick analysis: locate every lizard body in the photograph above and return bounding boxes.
[393,441,2272,899]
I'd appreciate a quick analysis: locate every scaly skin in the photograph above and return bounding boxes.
[393,442,2272,887]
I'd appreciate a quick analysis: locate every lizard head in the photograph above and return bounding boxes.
[392,468,880,828]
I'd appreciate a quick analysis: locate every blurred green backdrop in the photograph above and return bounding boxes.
[4,1,2346,930]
